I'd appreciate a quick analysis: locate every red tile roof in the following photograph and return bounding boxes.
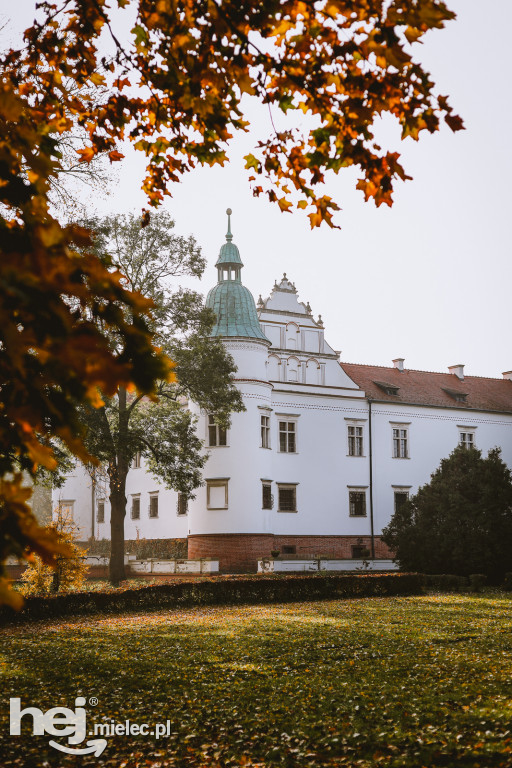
[340,363,512,414]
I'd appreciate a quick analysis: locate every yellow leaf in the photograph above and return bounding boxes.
[0,578,24,611]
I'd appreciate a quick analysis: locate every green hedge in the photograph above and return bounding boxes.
[81,537,188,559]
[421,573,491,592]
[0,573,422,625]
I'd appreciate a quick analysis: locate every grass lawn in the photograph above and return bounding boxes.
[1,593,512,767]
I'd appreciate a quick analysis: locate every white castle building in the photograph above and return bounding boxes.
[55,212,512,571]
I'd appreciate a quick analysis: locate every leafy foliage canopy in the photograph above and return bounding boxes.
[382,446,512,580]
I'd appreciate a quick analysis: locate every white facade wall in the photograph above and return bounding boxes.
[52,273,512,561]
[370,403,512,535]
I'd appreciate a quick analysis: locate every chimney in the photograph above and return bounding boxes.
[392,358,405,372]
[503,371,512,381]
[448,364,464,380]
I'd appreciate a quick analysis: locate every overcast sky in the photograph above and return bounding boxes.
[5,1,511,378]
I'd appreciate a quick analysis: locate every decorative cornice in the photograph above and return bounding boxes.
[222,338,271,351]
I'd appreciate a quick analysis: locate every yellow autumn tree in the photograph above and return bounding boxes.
[19,507,89,596]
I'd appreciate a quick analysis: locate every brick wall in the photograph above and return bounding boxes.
[188,533,393,572]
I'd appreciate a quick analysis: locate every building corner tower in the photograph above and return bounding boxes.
[187,210,273,570]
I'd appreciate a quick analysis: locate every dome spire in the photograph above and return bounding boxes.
[215,207,243,272]
[206,208,269,343]
[226,207,233,242]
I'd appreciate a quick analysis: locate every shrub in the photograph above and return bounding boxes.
[421,574,468,592]
[383,446,512,581]
[2,573,423,625]
[20,508,88,596]
[503,573,512,591]
[468,574,487,592]
[84,537,188,559]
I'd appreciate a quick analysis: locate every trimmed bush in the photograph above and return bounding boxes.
[469,574,487,592]
[82,537,188,559]
[0,573,422,625]
[503,572,512,591]
[421,574,468,592]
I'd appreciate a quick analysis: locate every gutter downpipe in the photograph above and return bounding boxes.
[91,473,95,541]
[368,398,375,559]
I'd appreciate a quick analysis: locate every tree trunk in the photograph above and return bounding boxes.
[108,386,129,585]
[109,483,127,585]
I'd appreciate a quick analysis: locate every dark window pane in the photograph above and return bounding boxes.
[394,492,408,512]
[262,484,272,510]
[279,488,296,511]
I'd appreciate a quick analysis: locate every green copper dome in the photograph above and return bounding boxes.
[206,209,269,342]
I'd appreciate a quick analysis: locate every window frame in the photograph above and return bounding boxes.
[130,495,141,520]
[97,500,105,523]
[276,415,299,453]
[347,422,364,457]
[206,479,229,510]
[393,489,409,513]
[458,425,476,450]
[132,451,141,468]
[277,483,298,513]
[348,487,367,517]
[261,414,271,449]
[177,492,188,516]
[261,481,273,510]
[207,414,228,447]
[391,422,410,459]
[148,493,159,519]
[351,544,369,559]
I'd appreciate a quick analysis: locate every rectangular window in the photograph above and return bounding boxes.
[277,484,297,512]
[149,494,159,518]
[392,427,409,458]
[208,415,227,447]
[348,425,363,456]
[177,493,188,516]
[97,500,105,523]
[262,482,273,510]
[279,421,296,453]
[131,496,140,520]
[394,491,409,513]
[351,544,369,559]
[261,415,271,448]
[349,490,367,517]
[58,500,74,519]
[459,431,475,449]
[132,451,141,468]
[207,479,229,509]
[282,545,297,555]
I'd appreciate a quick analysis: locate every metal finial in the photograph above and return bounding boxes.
[226,208,233,242]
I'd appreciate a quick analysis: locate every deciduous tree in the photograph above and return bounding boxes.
[75,212,244,584]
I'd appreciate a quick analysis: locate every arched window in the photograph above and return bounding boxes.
[285,322,300,349]
[305,358,320,385]
[286,356,300,382]
[267,355,281,381]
